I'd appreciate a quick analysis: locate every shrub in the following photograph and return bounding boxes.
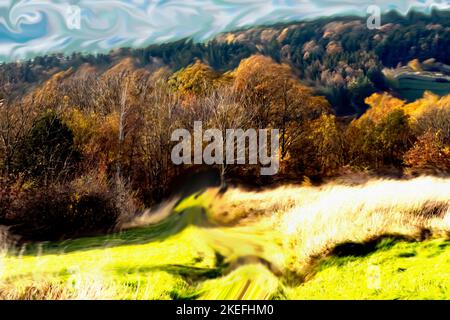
[0,176,25,224]
[0,181,10,224]
[9,181,120,241]
[413,102,450,142]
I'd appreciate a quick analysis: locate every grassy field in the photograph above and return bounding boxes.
[0,176,449,300]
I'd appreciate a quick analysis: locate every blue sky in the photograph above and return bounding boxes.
[0,0,448,62]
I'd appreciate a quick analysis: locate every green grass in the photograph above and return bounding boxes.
[1,193,449,300]
[287,238,450,299]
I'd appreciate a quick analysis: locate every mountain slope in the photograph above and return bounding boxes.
[1,10,449,115]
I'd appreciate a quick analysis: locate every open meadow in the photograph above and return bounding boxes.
[1,176,449,300]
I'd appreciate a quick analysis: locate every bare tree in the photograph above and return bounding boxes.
[202,86,256,183]
[92,71,140,181]
[138,76,182,201]
[0,99,36,176]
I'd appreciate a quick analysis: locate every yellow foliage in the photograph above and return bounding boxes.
[308,114,344,173]
[362,92,405,123]
[63,108,119,166]
[168,60,224,98]
[63,108,101,149]
[361,91,450,125]
[403,91,447,119]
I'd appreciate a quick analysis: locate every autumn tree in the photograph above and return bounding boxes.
[202,86,256,181]
[93,68,148,181]
[374,109,412,167]
[233,55,331,160]
[404,130,450,171]
[346,93,413,169]
[0,100,38,176]
[63,108,119,173]
[168,60,226,103]
[134,70,183,203]
[347,109,413,169]
[233,55,292,129]
[411,94,450,142]
[403,93,450,171]
[12,111,79,184]
[308,114,344,175]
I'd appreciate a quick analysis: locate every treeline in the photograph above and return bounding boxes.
[1,55,449,241]
[1,10,448,115]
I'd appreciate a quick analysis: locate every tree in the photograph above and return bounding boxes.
[12,111,79,184]
[137,76,182,202]
[346,117,377,168]
[374,109,412,166]
[362,92,405,123]
[168,60,224,101]
[202,86,256,182]
[233,54,331,159]
[404,130,450,171]
[0,100,38,176]
[347,109,412,169]
[410,94,450,143]
[94,69,146,182]
[233,55,292,128]
[308,114,344,175]
[403,93,450,172]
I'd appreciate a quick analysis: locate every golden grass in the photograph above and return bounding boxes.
[0,280,73,300]
[206,176,450,275]
[279,177,449,274]
[207,185,317,225]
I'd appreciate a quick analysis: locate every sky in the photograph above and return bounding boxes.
[0,0,448,62]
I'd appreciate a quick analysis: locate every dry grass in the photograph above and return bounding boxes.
[207,184,318,225]
[206,176,450,275]
[281,178,449,274]
[0,276,118,300]
[0,280,74,300]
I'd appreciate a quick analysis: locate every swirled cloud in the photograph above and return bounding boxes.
[0,0,448,62]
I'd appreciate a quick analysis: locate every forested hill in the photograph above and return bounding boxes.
[0,10,449,115]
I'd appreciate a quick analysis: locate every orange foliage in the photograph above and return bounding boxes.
[404,131,450,171]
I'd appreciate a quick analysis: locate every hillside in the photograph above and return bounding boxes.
[1,10,449,115]
[1,177,449,299]
[0,10,449,302]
